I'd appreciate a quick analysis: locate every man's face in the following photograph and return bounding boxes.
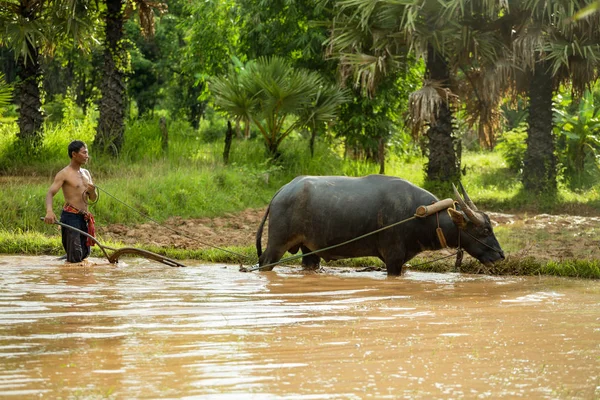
[74,146,89,164]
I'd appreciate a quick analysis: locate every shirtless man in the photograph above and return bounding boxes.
[44,140,98,262]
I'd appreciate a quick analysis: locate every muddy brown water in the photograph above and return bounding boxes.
[0,256,598,399]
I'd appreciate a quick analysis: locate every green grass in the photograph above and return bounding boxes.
[1,117,599,278]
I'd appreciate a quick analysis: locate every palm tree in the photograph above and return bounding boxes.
[0,0,48,148]
[329,0,510,183]
[210,56,348,159]
[93,0,126,156]
[0,0,95,149]
[511,0,600,193]
[94,0,166,156]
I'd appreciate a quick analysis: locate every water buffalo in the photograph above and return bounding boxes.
[256,175,504,275]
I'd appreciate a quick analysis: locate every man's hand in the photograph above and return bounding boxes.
[44,211,57,224]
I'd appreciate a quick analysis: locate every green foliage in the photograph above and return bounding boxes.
[210,56,348,157]
[0,109,97,174]
[334,65,422,164]
[554,89,600,188]
[0,120,354,232]
[496,123,528,174]
[543,259,600,279]
[500,97,529,131]
[0,72,12,115]
[119,117,165,162]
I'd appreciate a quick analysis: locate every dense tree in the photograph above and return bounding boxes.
[236,0,347,149]
[237,0,333,71]
[94,0,166,156]
[329,0,510,183]
[511,0,600,194]
[0,0,95,147]
[94,0,126,155]
[0,0,46,147]
[174,0,239,128]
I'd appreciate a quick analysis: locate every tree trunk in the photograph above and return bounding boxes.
[378,136,385,174]
[160,116,168,153]
[94,0,126,156]
[425,47,460,183]
[265,139,281,160]
[16,49,44,149]
[309,121,318,158]
[523,61,556,194]
[223,120,233,164]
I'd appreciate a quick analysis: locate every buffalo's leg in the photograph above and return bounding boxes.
[382,250,407,276]
[258,247,288,271]
[380,246,406,276]
[385,262,405,276]
[301,245,320,270]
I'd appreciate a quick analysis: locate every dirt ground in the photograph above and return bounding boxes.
[98,208,600,262]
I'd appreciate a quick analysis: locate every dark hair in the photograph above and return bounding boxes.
[68,140,86,158]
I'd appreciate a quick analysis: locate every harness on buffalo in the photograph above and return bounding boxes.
[414,198,464,271]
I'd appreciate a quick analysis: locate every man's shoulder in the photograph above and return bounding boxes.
[57,166,78,181]
[54,166,69,178]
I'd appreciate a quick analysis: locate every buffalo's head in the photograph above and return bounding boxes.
[448,183,505,266]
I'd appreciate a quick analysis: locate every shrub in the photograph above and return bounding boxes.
[496,123,528,174]
[554,90,600,188]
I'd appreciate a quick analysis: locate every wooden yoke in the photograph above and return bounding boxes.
[414,198,455,218]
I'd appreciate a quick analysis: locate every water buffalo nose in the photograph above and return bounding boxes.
[500,251,506,260]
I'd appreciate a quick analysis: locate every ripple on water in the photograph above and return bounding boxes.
[501,291,565,304]
[0,256,598,400]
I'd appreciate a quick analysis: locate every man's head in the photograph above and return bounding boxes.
[68,140,89,165]
[68,140,87,159]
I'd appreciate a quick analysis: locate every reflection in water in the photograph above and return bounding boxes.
[0,255,599,399]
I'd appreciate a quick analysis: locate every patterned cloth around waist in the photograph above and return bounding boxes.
[63,203,96,247]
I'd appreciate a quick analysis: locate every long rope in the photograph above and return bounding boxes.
[94,185,252,261]
[92,185,484,273]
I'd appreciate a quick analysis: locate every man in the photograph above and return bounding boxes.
[44,140,98,263]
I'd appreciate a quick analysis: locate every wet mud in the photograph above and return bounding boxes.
[0,255,599,399]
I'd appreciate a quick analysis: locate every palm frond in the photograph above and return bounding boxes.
[407,79,458,139]
[0,72,13,112]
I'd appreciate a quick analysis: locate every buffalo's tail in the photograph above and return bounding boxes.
[256,184,288,259]
[256,203,270,258]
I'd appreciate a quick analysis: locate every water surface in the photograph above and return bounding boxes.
[0,255,598,399]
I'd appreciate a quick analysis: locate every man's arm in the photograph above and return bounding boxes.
[44,172,65,224]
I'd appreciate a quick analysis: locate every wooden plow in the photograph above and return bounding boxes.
[42,218,187,268]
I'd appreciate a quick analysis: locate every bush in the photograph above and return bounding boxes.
[496,123,528,174]
[554,90,600,189]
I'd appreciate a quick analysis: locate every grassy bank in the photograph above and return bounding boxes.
[1,118,599,278]
[2,230,599,279]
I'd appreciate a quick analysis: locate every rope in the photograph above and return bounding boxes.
[90,186,491,273]
[94,185,252,262]
[242,215,419,272]
[407,252,459,268]
[83,186,100,206]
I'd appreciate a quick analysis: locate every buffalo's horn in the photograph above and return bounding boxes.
[452,183,485,226]
[458,182,478,211]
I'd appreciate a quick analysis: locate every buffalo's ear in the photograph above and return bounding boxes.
[448,208,468,229]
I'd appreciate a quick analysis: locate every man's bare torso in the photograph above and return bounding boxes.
[61,165,93,211]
